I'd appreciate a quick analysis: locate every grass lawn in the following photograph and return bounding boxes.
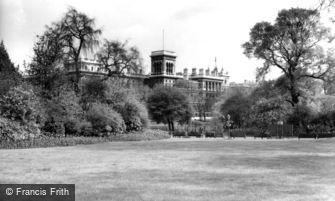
[1,138,335,201]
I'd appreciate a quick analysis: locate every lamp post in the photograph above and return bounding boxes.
[277,121,283,139]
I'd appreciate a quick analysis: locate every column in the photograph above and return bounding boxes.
[162,58,166,75]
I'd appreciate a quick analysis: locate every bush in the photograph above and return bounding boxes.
[0,84,45,124]
[115,98,149,131]
[119,129,170,141]
[64,118,80,136]
[63,119,94,136]
[0,84,44,140]
[42,87,84,136]
[87,103,125,136]
[0,129,170,149]
[81,78,107,109]
[42,118,65,137]
[0,117,41,141]
[287,104,317,134]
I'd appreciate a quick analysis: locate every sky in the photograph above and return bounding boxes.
[0,0,326,82]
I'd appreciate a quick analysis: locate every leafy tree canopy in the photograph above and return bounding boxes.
[147,85,193,132]
[243,8,335,106]
[219,93,252,128]
[0,41,21,94]
[28,23,66,94]
[96,40,143,77]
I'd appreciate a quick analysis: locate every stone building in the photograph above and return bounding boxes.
[64,58,147,87]
[147,50,230,93]
[62,48,230,119]
[146,50,183,87]
[145,49,229,119]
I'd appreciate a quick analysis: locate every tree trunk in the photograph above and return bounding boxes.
[74,58,80,93]
[288,74,299,106]
[171,121,175,132]
[167,120,171,132]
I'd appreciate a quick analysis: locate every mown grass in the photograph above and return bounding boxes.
[0,129,170,149]
[0,138,334,201]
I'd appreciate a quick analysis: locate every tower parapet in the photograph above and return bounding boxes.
[148,49,183,87]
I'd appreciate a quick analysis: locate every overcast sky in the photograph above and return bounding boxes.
[0,0,324,82]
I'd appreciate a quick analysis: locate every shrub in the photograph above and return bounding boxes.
[81,78,107,109]
[287,104,317,134]
[0,117,41,141]
[42,117,65,136]
[115,98,149,131]
[0,84,45,124]
[0,129,171,149]
[42,87,84,136]
[87,103,125,136]
[64,118,80,135]
[63,119,94,136]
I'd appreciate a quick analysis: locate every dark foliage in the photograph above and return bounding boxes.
[147,85,193,132]
[0,41,21,95]
[243,8,334,106]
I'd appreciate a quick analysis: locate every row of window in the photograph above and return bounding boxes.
[152,61,174,75]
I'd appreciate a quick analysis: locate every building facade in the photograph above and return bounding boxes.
[56,48,231,119]
[146,50,184,87]
[147,50,230,92]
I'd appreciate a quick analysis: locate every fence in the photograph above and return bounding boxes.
[268,124,294,138]
[150,122,335,139]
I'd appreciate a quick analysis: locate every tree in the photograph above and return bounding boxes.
[174,79,218,121]
[287,104,317,135]
[250,80,280,101]
[61,7,101,92]
[0,41,21,95]
[96,39,143,77]
[194,92,217,121]
[81,77,107,108]
[86,103,125,135]
[28,23,66,94]
[318,0,335,10]
[219,93,252,128]
[147,85,193,133]
[246,97,291,134]
[243,8,335,106]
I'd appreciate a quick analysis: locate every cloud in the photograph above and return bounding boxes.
[0,0,26,38]
[174,4,213,21]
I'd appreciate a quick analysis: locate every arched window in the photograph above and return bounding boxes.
[166,62,173,75]
[153,61,162,75]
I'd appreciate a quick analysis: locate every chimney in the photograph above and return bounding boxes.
[205,68,210,76]
[192,68,197,75]
[199,68,204,75]
[183,68,188,76]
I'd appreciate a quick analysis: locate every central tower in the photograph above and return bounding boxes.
[150,50,176,75]
[148,50,182,87]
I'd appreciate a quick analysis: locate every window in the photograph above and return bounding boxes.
[166,62,173,75]
[153,61,162,74]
